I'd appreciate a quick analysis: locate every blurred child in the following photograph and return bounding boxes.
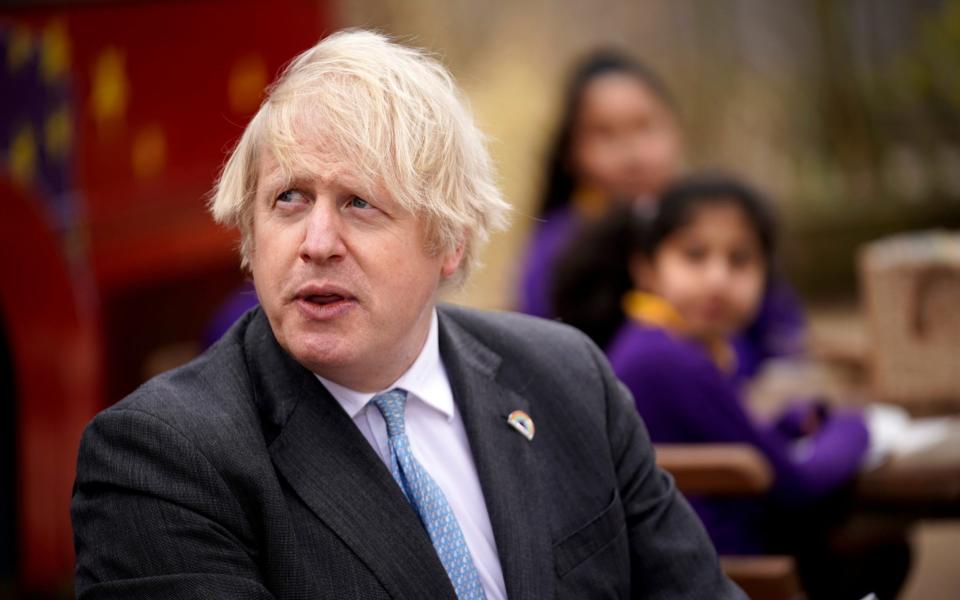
[519,50,683,318]
[608,175,868,534]
[575,174,908,598]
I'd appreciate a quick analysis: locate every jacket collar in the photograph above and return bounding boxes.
[243,308,456,600]
[437,307,554,599]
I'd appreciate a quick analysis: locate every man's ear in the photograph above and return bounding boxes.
[440,241,465,279]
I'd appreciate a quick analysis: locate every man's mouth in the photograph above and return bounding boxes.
[293,285,357,320]
[303,293,347,305]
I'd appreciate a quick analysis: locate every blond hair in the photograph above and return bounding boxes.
[209,29,510,287]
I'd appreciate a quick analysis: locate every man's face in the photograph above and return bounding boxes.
[249,144,462,391]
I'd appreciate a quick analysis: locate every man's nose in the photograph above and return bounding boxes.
[299,201,346,264]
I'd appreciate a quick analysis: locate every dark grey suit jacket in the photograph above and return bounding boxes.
[72,305,745,599]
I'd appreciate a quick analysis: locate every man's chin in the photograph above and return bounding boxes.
[271,317,351,364]
[290,346,356,379]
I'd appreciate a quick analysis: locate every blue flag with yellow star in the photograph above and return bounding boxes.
[1,21,76,233]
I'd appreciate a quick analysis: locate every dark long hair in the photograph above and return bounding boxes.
[551,174,778,349]
[537,50,676,218]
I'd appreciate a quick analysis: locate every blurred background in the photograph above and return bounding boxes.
[2,0,959,597]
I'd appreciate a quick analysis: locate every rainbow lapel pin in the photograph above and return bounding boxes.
[507,410,535,441]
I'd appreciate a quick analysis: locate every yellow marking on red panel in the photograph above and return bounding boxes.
[91,47,129,127]
[7,26,33,73]
[131,124,167,180]
[10,125,38,185]
[45,104,72,160]
[40,20,70,83]
[228,53,268,114]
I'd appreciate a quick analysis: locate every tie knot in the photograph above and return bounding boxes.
[371,388,408,438]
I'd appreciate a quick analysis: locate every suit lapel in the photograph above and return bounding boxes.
[243,310,456,600]
[438,309,555,599]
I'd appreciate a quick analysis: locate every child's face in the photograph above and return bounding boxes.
[638,202,766,341]
[570,73,682,201]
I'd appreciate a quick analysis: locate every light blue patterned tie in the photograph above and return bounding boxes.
[371,388,486,600]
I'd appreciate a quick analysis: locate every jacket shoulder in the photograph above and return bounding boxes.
[97,311,260,443]
[438,303,599,364]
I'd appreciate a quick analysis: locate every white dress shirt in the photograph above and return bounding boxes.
[315,310,507,600]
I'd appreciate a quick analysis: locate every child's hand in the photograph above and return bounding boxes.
[773,399,830,439]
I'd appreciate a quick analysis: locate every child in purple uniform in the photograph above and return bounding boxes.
[574,174,908,599]
[519,50,683,319]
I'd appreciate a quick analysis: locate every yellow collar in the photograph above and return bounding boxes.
[623,290,687,332]
[622,290,737,374]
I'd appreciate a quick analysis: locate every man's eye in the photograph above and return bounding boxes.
[277,190,305,204]
[348,196,370,209]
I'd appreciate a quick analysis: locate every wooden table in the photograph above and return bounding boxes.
[856,418,960,518]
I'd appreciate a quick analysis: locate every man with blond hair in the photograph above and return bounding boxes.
[72,30,744,599]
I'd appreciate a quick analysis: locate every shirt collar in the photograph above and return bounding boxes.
[314,309,455,422]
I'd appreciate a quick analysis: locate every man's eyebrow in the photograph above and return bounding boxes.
[260,171,311,195]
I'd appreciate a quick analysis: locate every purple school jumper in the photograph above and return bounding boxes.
[733,279,807,381]
[201,281,259,348]
[607,322,869,554]
[517,206,581,318]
